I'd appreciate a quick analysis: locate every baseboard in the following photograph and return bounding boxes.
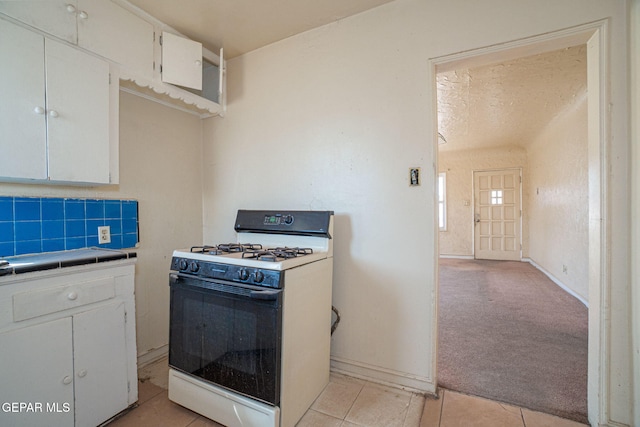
[523,258,589,308]
[330,356,436,395]
[439,254,474,259]
[137,345,169,368]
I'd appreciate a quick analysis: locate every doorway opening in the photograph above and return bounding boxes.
[430,21,607,425]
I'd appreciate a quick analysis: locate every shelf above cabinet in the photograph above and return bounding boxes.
[119,72,223,118]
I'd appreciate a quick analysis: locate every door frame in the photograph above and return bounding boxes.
[429,20,610,425]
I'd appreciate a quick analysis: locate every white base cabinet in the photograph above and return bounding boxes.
[0,260,137,427]
[0,318,75,427]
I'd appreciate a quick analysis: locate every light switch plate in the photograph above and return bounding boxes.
[409,167,421,186]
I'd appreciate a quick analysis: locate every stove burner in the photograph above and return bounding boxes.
[242,247,314,262]
[190,243,263,255]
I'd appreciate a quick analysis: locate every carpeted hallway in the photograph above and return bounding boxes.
[437,258,588,423]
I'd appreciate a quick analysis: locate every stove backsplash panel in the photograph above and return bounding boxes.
[0,196,139,257]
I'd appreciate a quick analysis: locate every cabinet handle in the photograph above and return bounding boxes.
[62,376,72,385]
[49,110,59,118]
[195,60,202,67]
[34,106,45,115]
[77,369,87,378]
[66,4,76,14]
[78,10,88,19]
[67,291,78,300]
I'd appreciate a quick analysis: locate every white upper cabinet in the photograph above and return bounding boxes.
[0,0,224,119]
[161,31,203,90]
[0,18,47,180]
[78,0,153,79]
[45,37,111,184]
[0,0,154,79]
[0,0,77,43]
[0,18,115,185]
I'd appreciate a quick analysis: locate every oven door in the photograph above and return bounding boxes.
[169,273,282,406]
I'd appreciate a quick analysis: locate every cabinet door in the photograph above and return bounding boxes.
[45,38,111,184]
[73,301,129,427]
[0,18,47,180]
[162,31,203,90]
[78,0,154,80]
[0,318,74,427]
[0,0,77,43]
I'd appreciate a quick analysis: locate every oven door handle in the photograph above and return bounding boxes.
[249,289,282,301]
[170,273,282,301]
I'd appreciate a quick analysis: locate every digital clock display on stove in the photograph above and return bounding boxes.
[263,214,294,225]
[264,215,281,225]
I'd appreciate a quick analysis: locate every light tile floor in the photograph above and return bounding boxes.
[421,389,589,427]
[107,357,588,427]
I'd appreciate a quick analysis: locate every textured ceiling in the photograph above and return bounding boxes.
[126,0,396,59]
[437,45,587,152]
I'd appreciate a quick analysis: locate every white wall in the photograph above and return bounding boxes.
[439,146,528,258]
[203,0,630,423]
[528,92,588,302]
[0,91,204,363]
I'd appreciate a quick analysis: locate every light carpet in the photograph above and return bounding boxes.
[437,258,588,423]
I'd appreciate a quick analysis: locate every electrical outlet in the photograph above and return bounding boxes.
[98,226,111,244]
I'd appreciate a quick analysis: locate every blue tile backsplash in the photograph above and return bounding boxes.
[0,197,139,257]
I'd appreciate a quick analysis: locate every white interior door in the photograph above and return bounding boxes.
[473,169,521,261]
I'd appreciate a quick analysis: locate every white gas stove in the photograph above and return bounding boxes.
[168,210,334,427]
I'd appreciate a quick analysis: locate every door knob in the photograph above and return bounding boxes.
[474,213,481,223]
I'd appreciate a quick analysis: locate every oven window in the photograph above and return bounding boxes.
[169,281,282,405]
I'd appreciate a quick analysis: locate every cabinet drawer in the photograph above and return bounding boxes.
[12,276,115,322]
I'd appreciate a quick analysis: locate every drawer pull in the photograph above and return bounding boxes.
[77,369,87,378]
[67,291,78,301]
[62,376,72,385]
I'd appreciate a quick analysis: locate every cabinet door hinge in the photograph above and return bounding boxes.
[159,34,162,46]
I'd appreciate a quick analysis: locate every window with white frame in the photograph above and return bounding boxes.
[438,172,446,231]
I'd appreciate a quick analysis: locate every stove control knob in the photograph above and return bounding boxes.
[178,259,188,270]
[189,261,200,273]
[253,270,265,283]
[238,269,249,281]
[283,215,294,225]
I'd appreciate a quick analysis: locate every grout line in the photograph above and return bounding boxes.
[438,389,445,427]
[343,381,367,422]
[520,408,527,427]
